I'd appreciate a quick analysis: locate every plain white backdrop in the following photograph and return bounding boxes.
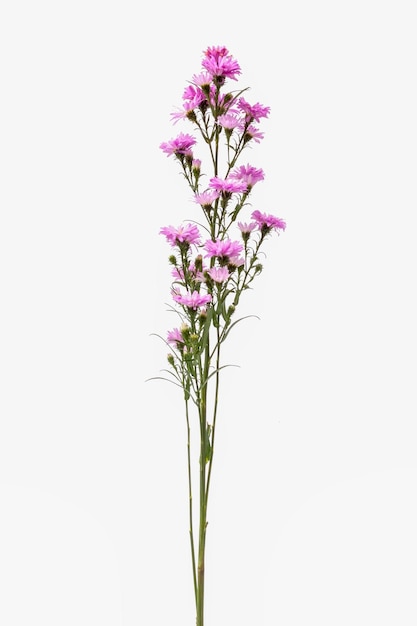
[1,1,416,624]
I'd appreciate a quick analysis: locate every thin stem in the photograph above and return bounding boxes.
[196,343,210,626]
[185,398,198,606]
[205,325,221,507]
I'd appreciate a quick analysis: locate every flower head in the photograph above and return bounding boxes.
[238,221,257,235]
[209,176,247,194]
[218,113,241,130]
[194,189,220,209]
[160,223,201,247]
[171,261,206,284]
[170,101,198,124]
[228,255,245,269]
[251,210,286,233]
[172,289,212,310]
[238,221,257,242]
[207,266,230,284]
[167,328,185,347]
[160,133,196,157]
[192,158,201,172]
[208,87,232,113]
[230,164,264,191]
[237,97,270,123]
[242,124,264,143]
[192,72,213,89]
[183,84,206,106]
[204,238,243,261]
[202,46,241,82]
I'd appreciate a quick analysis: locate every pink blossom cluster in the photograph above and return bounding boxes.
[158,48,281,235]
[157,45,286,358]
[163,45,269,148]
[161,212,286,339]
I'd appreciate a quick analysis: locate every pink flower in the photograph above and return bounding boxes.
[228,255,245,268]
[207,266,230,283]
[194,189,220,207]
[172,262,206,283]
[242,124,264,143]
[192,72,213,88]
[238,221,257,235]
[167,328,184,346]
[160,223,201,246]
[173,290,212,310]
[230,164,264,190]
[204,238,243,260]
[209,176,247,194]
[171,266,185,281]
[251,210,286,232]
[237,97,270,123]
[218,113,240,130]
[160,133,196,157]
[202,46,241,81]
[182,84,206,106]
[208,88,231,111]
[170,101,198,124]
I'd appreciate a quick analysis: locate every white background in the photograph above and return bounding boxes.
[1,1,416,624]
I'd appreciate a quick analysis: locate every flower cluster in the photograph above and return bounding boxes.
[158,45,286,368]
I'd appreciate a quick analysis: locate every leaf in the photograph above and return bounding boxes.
[222,314,260,342]
[205,424,212,463]
[200,364,240,391]
[199,306,213,350]
[219,299,230,324]
[144,376,184,390]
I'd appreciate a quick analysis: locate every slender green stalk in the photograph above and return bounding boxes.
[205,325,221,508]
[197,430,207,626]
[196,339,210,626]
[185,398,197,605]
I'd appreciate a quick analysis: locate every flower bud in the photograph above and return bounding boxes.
[194,255,203,272]
[192,159,201,175]
[204,272,213,289]
[184,350,193,363]
[180,324,191,341]
[186,110,197,123]
[213,75,225,88]
[261,225,272,236]
[185,154,193,169]
[169,255,177,265]
[167,353,175,366]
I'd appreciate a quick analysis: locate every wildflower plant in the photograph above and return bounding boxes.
[150,45,286,626]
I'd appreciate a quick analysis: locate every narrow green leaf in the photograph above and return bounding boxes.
[205,424,212,463]
[199,306,213,349]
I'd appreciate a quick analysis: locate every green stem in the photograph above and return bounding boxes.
[196,339,210,626]
[185,398,198,606]
[197,431,207,626]
[205,326,221,508]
